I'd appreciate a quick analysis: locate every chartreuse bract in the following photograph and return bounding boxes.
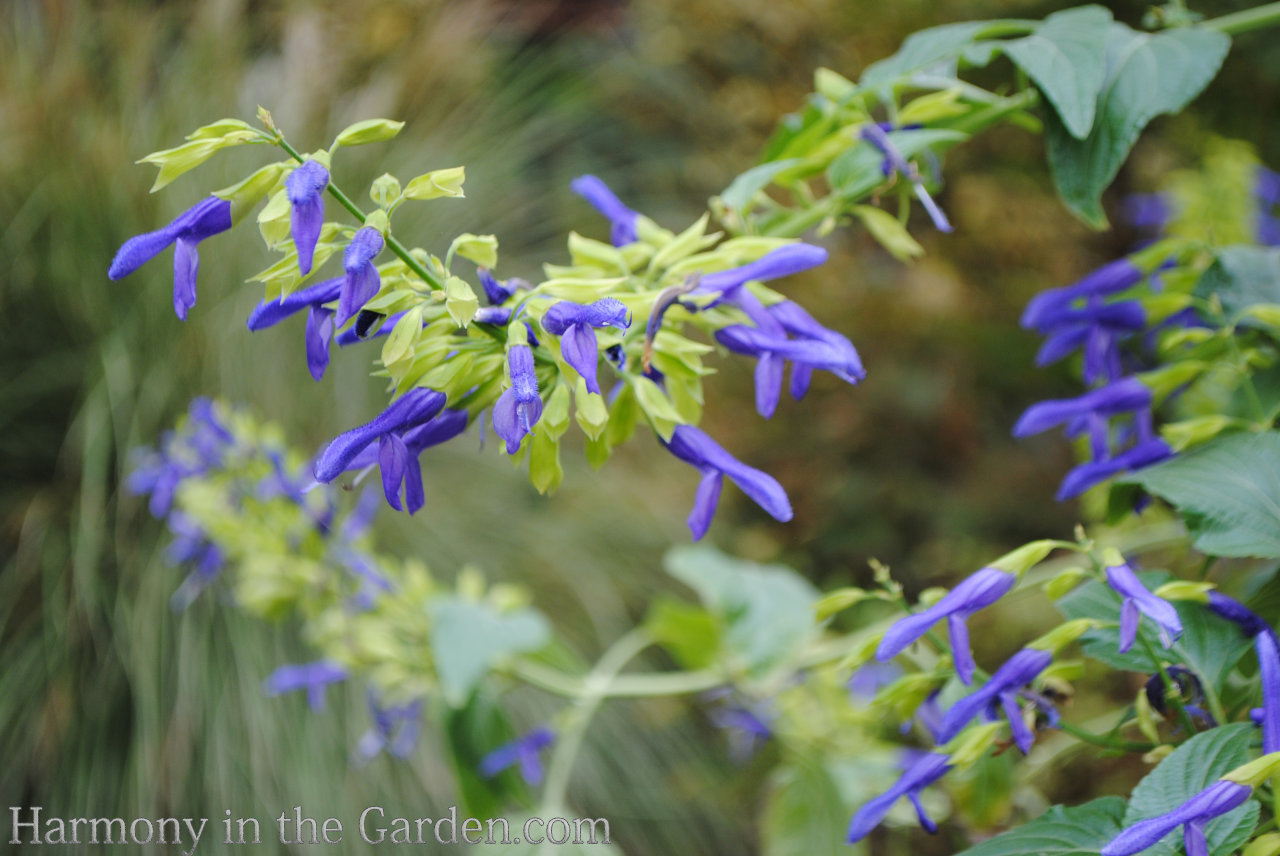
[111,2,1280,853]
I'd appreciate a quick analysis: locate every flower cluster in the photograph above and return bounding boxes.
[1017,265,1175,500]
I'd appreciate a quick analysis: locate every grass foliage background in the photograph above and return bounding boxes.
[1,1,1277,853]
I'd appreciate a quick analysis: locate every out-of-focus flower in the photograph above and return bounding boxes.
[263,661,349,711]
[570,175,639,247]
[357,694,423,760]
[859,122,952,232]
[479,727,556,786]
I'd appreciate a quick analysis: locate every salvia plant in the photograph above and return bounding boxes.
[110,2,1280,853]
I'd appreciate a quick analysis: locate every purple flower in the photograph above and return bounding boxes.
[715,300,865,418]
[1122,193,1173,232]
[1021,259,1145,331]
[263,661,349,711]
[286,160,329,275]
[358,694,423,760]
[661,425,792,540]
[247,276,344,380]
[1101,779,1252,856]
[313,388,449,514]
[492,344,542,454]
[933,646,1054,752]
[108,196,234,320]
[479,727,556,786]
[478,268,521,305]
[1032,300,1147,384]
[1055,431,1173,500]
[1207,592,1280,753]
[570,175,638,247]
[1013,377,1152,438]
[693,244,829,308]
[860,123,952,232]
[876,567,1016,685]
[846,752,952,843]
[338,227,384,326]
[541,298,631,394]
[1105,562,1182,652]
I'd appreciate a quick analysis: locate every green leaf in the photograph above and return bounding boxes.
[333,118,405,147]
[1123,723,1259,856]
[720,159,803,213]
[442,690,519,819]
[861,21,1011,85]
[1122,431,1280,559]
[954,797,1126,856]
[428,596,551,706]
[643,597,721,670]
[664,545,820,676]
[1001,6,1112,139]
[851,205,924,261]
[1057,571,1252,689]
[762,755,847,856]
[1045,24,1230,227]
[403,166,466,200]
[1194,246,1280,319]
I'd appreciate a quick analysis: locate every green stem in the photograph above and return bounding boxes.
[1057,720,1155,753]
[1201,2,1280,35]
[537,629,654,835]
[509,657,725,699]
[947,89,1039,136]
[274,135,444,290]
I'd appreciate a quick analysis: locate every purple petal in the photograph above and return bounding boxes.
[949,614,975,686]
[305,306,334,381]
[1257,631,1280,754]
[337,227,384,326]
[172,237,199,320]
[697,244,828,299]
[248,277,344,330]
[1022,259,1145,330]
[379,434,409,512]
[286,160,330,276]
[1013,378,1151,437]
[1001,692,1034,753]
[313,388,446,482]
[689,470,723,540]
[542,298,631,335]
[754,353,784,419]
[570,175,638,246]
[559,323,602,394]
[846,753,951,843]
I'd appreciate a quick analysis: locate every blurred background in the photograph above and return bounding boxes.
[2,0,1278,853]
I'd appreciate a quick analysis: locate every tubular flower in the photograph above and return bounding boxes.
[661,425,792,540]
[860,122,953,232]
[1013,377,1152,437]
[479,727,556,786]
[1207,592,1280,753]
[875,567,1016,685]
[313,388,449,514]
[477,268,522,305]
[338,227,385,326]
[247,276,343,380]
[1021,259,1146,331]
[108,195,234,320]
[846,752,952,843]
[285,159,330,275]
[570,175,639,247]
[492,344,542,454]
[694,244,829,310]
[541,298,631,394]
[1105,561,1182,652]
[1101,779,1252,856]
[933,647,1054,752]
[715,300,865,418]
[263,661,349,711]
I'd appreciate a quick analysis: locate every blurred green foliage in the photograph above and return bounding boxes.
[2,0,1279,853]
